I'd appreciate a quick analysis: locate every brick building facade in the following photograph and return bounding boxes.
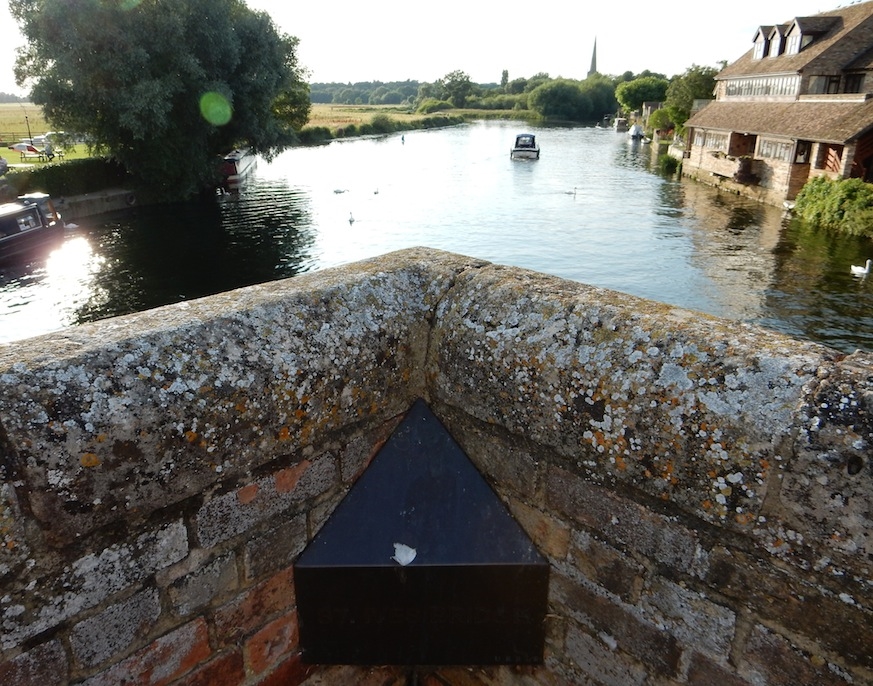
[683,0,873,205]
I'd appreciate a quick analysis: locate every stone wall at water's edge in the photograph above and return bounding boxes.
[0,247,870,685]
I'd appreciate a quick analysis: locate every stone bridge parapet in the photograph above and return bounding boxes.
[0,247,870,685]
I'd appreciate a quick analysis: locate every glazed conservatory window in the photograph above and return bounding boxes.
[704,132,728,150]
[758,138,793,161]
[724,75,800,97]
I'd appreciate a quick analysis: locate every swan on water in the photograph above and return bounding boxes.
[850,259,871,276]
[349,212,355,224]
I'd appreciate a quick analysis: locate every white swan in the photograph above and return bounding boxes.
[850,259,871,276]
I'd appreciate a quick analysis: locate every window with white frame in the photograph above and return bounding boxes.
[724,75,800,97]
[758,138,793,161]
[768,34,783,57]
[754,39,767,59]
[704,132,728,151]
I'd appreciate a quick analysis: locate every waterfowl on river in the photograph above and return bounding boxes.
[850,259,871,276]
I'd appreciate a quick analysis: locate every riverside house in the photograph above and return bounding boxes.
[682,0,873,206]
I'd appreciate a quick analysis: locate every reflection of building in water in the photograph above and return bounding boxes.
[683,1,873,206]
[675,181,785,321]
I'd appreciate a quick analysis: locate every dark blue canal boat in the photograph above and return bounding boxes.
[0,193,64,264]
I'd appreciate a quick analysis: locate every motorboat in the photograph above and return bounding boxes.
[613,117,629,133]
[628,123,645,140]
[0,193,65,263]
[510,133,540,160]
[220,148,257,191]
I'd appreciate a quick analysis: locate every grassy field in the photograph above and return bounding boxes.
[0,101,519,167]
[0,103,91,163]
[0,103,48,143]
[306,103,423,129]
[305,103,523,130]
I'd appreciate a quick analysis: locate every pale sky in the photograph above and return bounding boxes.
[0,0,839,95]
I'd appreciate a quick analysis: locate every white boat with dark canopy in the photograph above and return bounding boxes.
[219,148,257,191]
[510,133,540,160]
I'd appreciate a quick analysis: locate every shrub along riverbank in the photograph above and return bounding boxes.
[793,175,873,239]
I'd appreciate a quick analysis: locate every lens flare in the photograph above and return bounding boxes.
[200,92,232,126]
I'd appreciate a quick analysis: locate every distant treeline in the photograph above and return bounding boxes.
[308,65,721,129]
[310,81,424,106]
[0,92,27,104]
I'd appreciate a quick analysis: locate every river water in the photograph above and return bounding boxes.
[2,120,872,352]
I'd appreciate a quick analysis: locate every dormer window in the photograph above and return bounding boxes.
[785,17,825,55]
[767,26,786,57]
[754,40,767,59]
[768,37,782,57]
[752,27,771,59]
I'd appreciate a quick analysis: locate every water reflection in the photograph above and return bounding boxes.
[83,191,313,323]
[1,121,871,353]
[763,219,873,351]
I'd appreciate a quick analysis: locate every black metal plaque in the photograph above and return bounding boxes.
[294,399,549,665]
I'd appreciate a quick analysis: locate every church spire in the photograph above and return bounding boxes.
[588,38,597,77]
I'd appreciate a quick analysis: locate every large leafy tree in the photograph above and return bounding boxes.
[437,70,474,108]
[528,80,592,122]
[664,64,721,128]
[11,0,310,197]
[580,74,618,120]
[615,76,670,114]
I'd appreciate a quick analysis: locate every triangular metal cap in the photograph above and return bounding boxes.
[296,398,545,567]
[294,399,549,665]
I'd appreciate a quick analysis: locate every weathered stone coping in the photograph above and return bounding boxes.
[0,247,871,683]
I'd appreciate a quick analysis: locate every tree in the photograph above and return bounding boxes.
[11,0,310,198]
[615,76,669,113]
[500,70,509,92]
[524,73,552,93]
[528,80,592,122]
[664,64,720,128]
[437,70,473,108]
[506,78,528,95]
[647,108,674,133]
[581,74,618,119]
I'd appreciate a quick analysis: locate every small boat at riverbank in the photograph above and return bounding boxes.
[0,193,65,263]
[220,149,257,191]
[510,133,540,160]
[628,124,645,140]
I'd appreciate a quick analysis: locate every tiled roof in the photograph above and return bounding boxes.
[718,1,873,78]
[846,44,873,70]
[794,16,840,35]
[685,99,873,143]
